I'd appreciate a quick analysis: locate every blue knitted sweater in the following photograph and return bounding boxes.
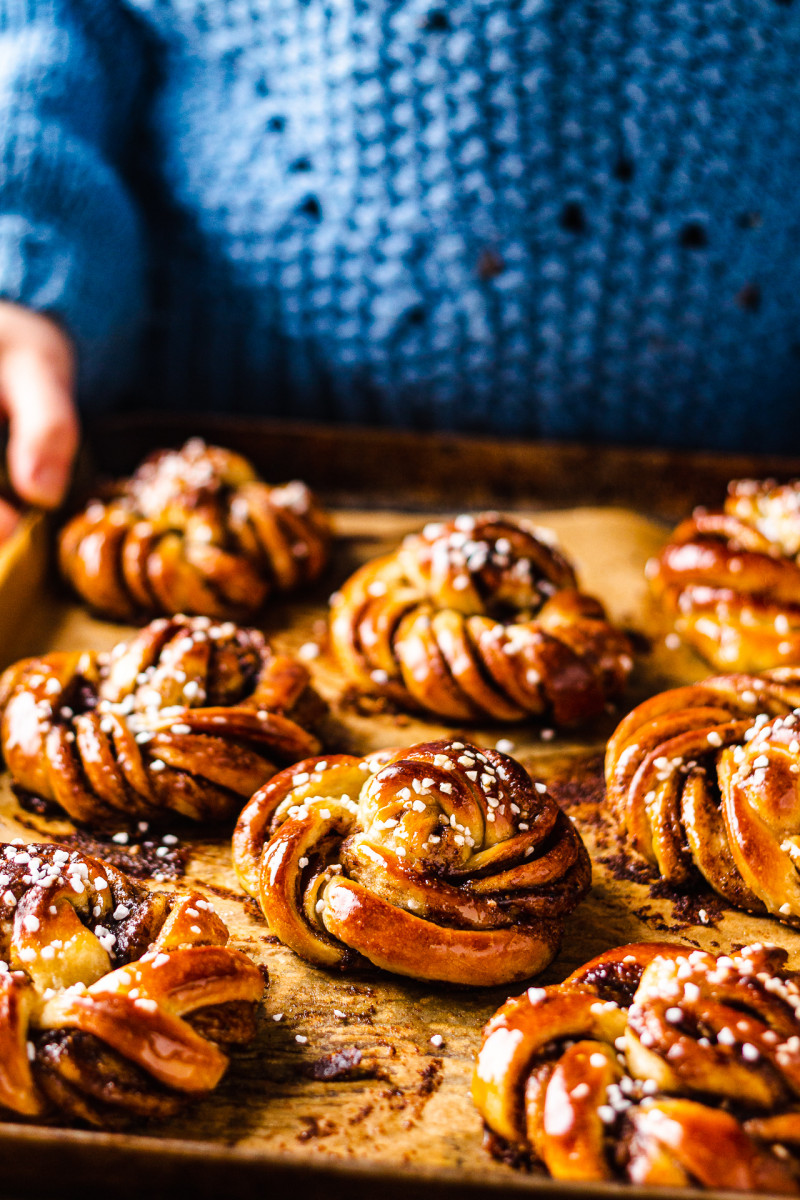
[0,0,798,450]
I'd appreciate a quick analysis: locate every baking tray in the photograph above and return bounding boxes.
[2,417,800,1200]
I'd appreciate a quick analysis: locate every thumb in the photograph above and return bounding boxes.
[0,498,20,544]
[1,342,79,508]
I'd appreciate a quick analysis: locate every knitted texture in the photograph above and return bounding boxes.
[0,0,799,449]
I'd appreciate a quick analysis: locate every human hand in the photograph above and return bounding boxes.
[0,301,79,541]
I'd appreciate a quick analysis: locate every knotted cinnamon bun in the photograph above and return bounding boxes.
[474,941,800,1192]
[649,478,800,671]
[0,616,322,825]
[59,439,330,620]
[0,842,263,1127]
[233,738,591,986]
[605,669,800,923]
[330,512,633,724]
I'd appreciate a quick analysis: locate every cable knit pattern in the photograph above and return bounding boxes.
[1,1,800,448]
[0,0,147,396]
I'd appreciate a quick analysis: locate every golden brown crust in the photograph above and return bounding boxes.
[329,513,633,725]
[649,478,800,671]
[0,616,322,825]
[59,439,331,621]
[473,941,800,1192]
[0,842,264,1127]
[604,669,800,924]
[233,738,591,986]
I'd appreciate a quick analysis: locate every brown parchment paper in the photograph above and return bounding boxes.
[0,506,796,1183]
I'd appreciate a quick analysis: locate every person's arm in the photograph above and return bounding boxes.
[0,0,148,521]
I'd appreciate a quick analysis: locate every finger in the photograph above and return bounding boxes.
[0,498,20,544]
[1,348,79,508]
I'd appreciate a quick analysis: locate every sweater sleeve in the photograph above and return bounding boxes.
[0,0,148,403]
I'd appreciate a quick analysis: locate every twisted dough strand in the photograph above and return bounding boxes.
[0,843,263,1127]
[650,478,800,671]
[59,439,330,620]
[605,668,800,923]
[233,738,591,986]
[0,616,322,825]
[474,941,800,1192]
[330,512,633,724]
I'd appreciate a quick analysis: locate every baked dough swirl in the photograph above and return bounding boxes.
[649,478,800,671]
[473,941,800,1192]
[233,738,591,986]
[0,842,263,1127]
[59,439,331,620]
[330,512,633,724]
[605,669,800,923]
[0,616,322,825]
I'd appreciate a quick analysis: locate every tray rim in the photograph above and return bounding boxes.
[0,1120,781,1200]
[82,412,800,522]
